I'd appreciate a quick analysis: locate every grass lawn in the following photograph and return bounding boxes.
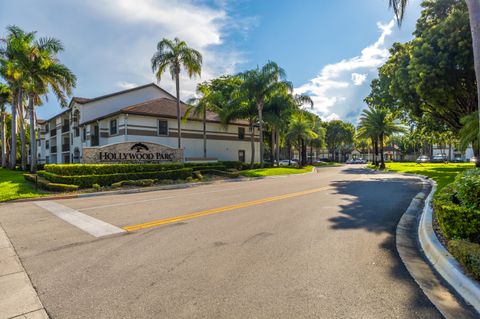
[376,162,475,190]
[240,166,314,178]
[0,168,45,202]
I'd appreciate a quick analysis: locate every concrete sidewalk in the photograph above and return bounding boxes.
[0,225,48,319]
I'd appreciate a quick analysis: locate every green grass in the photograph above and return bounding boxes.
[240,166,314,178]
[0,168,45,202]
[373,162,475,190]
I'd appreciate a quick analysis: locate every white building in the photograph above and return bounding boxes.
[36,83,260,164]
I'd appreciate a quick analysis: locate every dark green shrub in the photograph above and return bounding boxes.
[46,183,79,192]
[199,169,240,178]
[453,169,480,209]
[448,239,480,280]
[44,163,185,176]
[433,184,480,243]
[92,183,101,190]
[23,173,37,183]
[121,179,156,187]
[219,161,243,170]
[42,168,193,188]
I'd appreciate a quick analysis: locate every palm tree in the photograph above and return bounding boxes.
[286,112,318,166]
[185,82,214,159]
[0,83,11,167]
[0,26,36,169]
[239,61,292,167]
[459,111,479,166]
[151,38,202,149]
[389,0,480,165]
[358,107,405,169]
[23,37,76,173]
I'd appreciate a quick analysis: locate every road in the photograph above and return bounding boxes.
[0,165,444,318]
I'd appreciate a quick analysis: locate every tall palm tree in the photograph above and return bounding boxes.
[239,61,292,167]
[23,37,76,173]
[358,106,405,169]
[151,38,202,149]
[185,82,214,159]
[0,26,35,169]
[286,112,318,166]
[390,0,480,165]
[0,83,11,168]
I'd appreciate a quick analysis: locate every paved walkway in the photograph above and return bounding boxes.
[0,225,48,319]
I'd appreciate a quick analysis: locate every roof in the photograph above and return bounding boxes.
[120,98,248,125]
[71,97,91,104]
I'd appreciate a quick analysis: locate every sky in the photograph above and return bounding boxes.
[0,0,422,123]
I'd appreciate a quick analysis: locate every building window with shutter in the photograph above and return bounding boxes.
[158,120,168,136]
[110,119,118,135]
[238,150,245,162]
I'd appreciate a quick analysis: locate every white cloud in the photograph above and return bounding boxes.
[351,73,367,86]
[294,20,395,123]
[116,81,138,90]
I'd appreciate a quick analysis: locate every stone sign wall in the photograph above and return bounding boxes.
[82,142,183,164]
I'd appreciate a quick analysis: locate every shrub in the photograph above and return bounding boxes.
[44,163,185,176]
[121,179,156,187]
[433,184,480,243]
[41,168,193,188]
[219,161,244,170]
[453,169,480,209]
[92,183,101,190]
[448,240,480,280]
[23,173,37,183]
[199,169,240,178]
[46,183,79,192]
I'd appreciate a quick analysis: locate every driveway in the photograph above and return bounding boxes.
[0,166,443,318]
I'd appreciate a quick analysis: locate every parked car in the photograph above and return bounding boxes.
[279,159,299,166]
[416,155,430,163]
[470,156,479,163]
[452,155,464,163]
[431,154,448,163]
[346,158,366,164]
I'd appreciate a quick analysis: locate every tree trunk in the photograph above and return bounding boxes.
[0,110,6,168]
[380,134,385,169]
[275,130,280,166]
[298,137,302,166]
[466,0,480,167]
[29,96,37,173]
[202,107,207,159]
[301,138,307,166]
[10,89,19,169]
[257,101,264,167]
[250,121,255,168]
[310,142,313,164]
[18,98,26,171]
[175,72,182,149]
[270,128,275,165]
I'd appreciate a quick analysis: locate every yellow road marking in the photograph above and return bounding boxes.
[122,186,331,232]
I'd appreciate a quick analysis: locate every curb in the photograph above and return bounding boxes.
[418,180,480,313]
[8,167,319,203]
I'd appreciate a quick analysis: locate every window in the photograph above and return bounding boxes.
[82,128,86,142]
[110,119,118,135]
[46,140,49,150]
[238,127,245,140]
[158,120,168,135]
[238,150,245,162]
[46,156,49,164]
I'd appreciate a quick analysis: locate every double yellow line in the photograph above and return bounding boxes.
[122,186,331,232]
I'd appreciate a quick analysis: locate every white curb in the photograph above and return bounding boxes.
[419,180,480,313]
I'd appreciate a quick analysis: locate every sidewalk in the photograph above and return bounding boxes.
[0,225,48,319]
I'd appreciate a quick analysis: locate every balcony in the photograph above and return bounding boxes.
[51,146,57,153]
[62,123,69,133]
[62,144,70,152]
[50,128,57,136]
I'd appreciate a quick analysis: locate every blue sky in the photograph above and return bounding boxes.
[0,0,421,123]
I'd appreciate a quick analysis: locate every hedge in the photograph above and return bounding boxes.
[44,163,185,176]
[41,168,193,188]
[112,179,156,188]
[24,173,79,192]
[433,184,480,243]
[448,239,480,280]
[454,169,480,209]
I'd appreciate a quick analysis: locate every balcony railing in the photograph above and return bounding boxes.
[51,146,57,153]
[50,128,57,136]
[62,144,70,152]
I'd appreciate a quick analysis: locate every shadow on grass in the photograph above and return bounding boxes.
[327,171,443,317]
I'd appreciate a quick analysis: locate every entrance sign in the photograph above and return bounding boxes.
[82,142,183,163]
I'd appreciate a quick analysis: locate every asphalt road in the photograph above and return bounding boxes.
[0,165,444,318]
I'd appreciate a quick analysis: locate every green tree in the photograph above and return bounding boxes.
[459,111,479,156]
[0,83,11,167]
[151,37,202,149]
[325,120,355,162]
[358,107,405,168]
[286,111,318,165]
[238,61,292,167]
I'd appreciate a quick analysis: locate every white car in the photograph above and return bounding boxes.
[279,159,298,166]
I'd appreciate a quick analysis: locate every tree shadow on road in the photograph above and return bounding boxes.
[327,172,443,317]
